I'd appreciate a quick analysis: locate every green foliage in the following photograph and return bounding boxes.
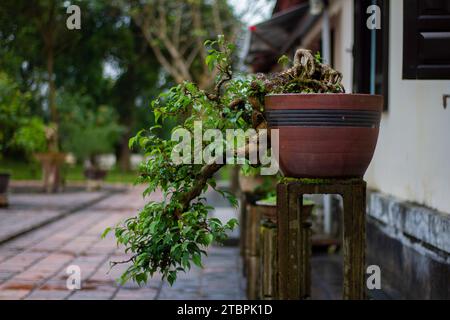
[109,38,346,286]
[314,51,322,64]
[277,55,291,69]
[109,37,251,286]
[0,0,163,163]
[0,72,46,158]
[59,93,123,163]
[0,159,136,183]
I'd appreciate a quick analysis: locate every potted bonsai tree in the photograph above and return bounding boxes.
[105,36,382,286]
[61,105,123,191]
[34,123,67,193]
[0,72,47,206]
[261,50,383,177]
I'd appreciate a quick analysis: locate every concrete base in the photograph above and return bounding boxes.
[367,191,450,299]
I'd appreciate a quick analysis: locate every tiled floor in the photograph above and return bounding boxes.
[0,185,245,300]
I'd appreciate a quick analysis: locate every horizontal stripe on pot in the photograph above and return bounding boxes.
[265,109,381,128]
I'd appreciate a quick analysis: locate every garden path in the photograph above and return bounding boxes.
[0,184,244,300]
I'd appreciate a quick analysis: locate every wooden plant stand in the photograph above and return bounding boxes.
[239,192,260,276]
[260,219,277,299]
[245,203,261,300]
[277,178,367,300]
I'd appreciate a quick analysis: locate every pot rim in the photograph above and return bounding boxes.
[266,93,383,98]
[265,93,383,111]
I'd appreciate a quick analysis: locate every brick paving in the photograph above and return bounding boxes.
[0,188,109,243]
[0,185,245,300]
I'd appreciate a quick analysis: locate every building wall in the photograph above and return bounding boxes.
[331,0,354,92]
[301,0,354,91]
[299,0,450,214]
[364,0,450,214]
[325,0,449,300]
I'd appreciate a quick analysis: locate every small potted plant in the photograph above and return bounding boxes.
[60,105,123,191]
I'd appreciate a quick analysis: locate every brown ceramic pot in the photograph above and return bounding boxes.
[265,94,383,178]
[255,201,277,223]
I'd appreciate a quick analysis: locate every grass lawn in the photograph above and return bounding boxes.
[0,158,138,184]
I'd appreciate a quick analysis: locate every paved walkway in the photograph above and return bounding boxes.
[0,185,244,300]
[0,188,108,244]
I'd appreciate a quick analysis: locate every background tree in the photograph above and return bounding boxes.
[0,0,86,149]
[120,0,247,89]
[118,0,271,185]
[0,0,162,171]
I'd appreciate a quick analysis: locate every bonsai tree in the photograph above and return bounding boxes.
[106,36,344,285]
[60,104,124,173]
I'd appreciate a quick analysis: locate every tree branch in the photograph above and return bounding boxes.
[212,0,224,37]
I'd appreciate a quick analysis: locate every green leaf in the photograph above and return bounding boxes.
[128,136,137,149]
[205,233,214,246]
[192,253,203,268]
[154,110,161,124]
[277,55,291,68]
[205,54,217,71]
[226,218,239,230]
[135,273,147,285]
[101,227,111,239]
[167,271,177,286]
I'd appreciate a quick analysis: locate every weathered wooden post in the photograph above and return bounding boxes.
[276,178,367,300]
[260,217,278,299]
[246,203,261,300]
[241,192,260,278]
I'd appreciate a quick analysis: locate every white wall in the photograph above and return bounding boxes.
[365,0,450,214]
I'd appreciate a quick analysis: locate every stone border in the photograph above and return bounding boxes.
[368,191,450,261]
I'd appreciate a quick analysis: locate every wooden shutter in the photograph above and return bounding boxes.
[403,0,450,79]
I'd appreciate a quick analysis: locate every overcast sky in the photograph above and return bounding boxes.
[229,0,275,26]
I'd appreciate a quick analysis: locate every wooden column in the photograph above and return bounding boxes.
[342,182,366,299]
[246,204,261,300]
[260,219,278,299]
[276,178,367,300]
[240,192,257,276]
